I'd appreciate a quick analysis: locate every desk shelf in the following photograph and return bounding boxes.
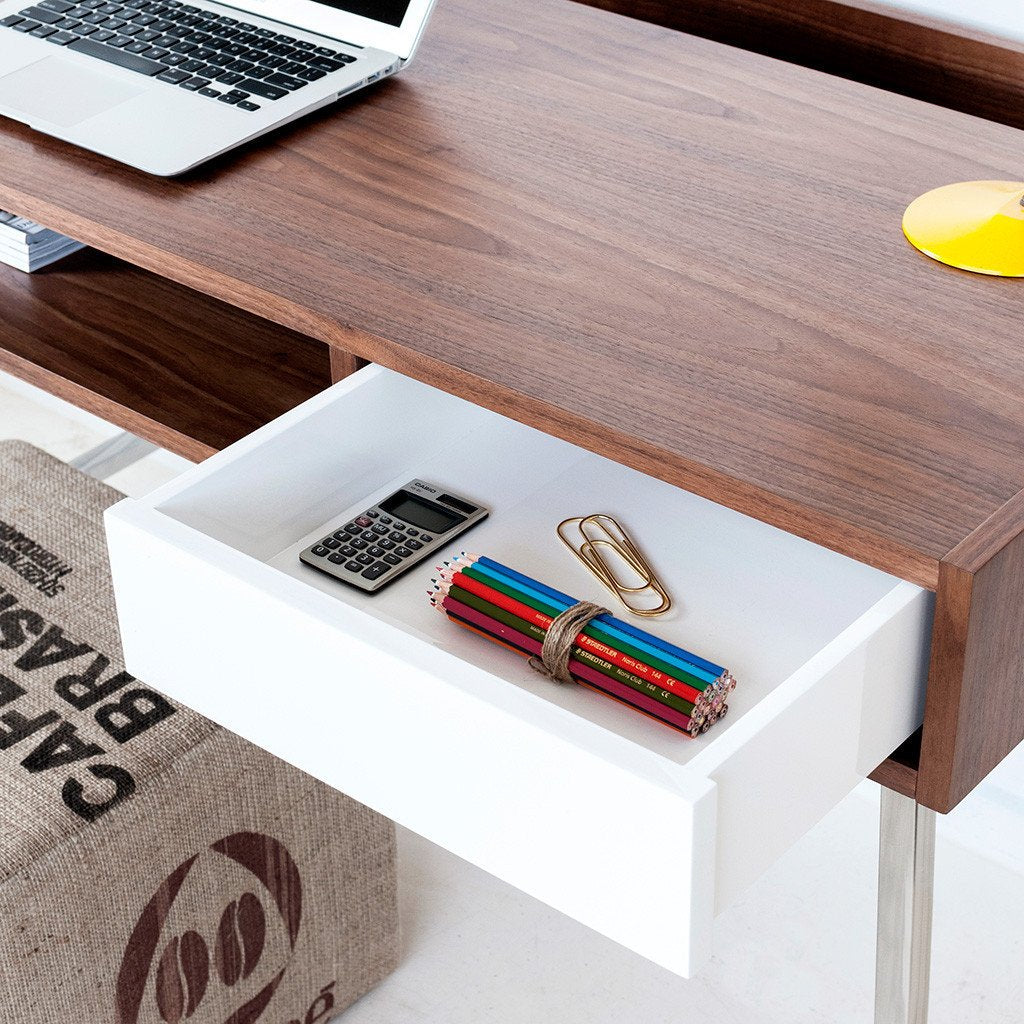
[0,249,329,460]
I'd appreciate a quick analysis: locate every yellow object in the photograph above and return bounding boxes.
[903,180,1024,277]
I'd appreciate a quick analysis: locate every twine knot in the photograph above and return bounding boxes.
[528,601,608,684]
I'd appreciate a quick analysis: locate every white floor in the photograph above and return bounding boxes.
[2,371,1022,1023]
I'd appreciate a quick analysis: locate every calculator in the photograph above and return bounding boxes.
[299,480,490,593]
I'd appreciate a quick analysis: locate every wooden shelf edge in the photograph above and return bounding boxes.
[869,757,918,800]
[0,345,212,462]
[869,729,921,800]
[0,251,330,458]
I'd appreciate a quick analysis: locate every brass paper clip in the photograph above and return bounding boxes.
[557,514,672,617]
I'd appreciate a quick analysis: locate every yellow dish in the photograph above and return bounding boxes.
[903,180,1024,277]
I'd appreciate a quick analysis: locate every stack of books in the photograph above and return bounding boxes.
[0,212,85,273]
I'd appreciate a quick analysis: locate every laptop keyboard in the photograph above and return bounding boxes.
[1,0,358,111]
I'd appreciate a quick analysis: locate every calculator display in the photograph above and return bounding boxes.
[380,491,464,534]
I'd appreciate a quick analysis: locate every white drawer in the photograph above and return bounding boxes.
[105,366,932,978]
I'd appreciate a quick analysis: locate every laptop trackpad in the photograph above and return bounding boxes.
[0,57,143,127]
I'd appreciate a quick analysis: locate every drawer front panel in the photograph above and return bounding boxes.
[107,509,718,975]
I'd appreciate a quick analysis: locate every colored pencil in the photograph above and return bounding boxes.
[464,553,727,680]
[445,556,732,698]
[427,552,735,738]
[446,615,712,736]
[437,567,718,705]
[437,584,701,718]
[439,600,699,736]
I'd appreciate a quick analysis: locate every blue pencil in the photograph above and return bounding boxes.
[451,552,730,687]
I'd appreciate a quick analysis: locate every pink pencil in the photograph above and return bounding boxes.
[439,594,696,735]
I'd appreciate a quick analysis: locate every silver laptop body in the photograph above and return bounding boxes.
[0,0,435,174]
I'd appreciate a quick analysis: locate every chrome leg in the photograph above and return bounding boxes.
[70,432,156,482]
[875,788,936,1024]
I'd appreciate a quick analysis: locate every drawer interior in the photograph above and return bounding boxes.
[111,366,931,976]
[155,367,909,770]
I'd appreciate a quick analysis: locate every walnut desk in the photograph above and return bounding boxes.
[2,0,1023,1014]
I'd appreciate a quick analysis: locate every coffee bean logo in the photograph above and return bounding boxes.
[214,892,266,987]
[116,832,302,1024]
[155,931,209,1023]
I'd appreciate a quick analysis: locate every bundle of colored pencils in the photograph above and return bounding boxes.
[429,553,736,738]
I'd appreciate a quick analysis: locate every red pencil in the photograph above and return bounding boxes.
[438,594,697,736]
[439,569,705,705]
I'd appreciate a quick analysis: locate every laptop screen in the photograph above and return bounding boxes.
[329,1,411,28]
[224,0,433,60]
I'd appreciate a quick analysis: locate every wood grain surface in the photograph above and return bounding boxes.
[330,348,369,383]
[2,0,1023,809]
[918,492,1024,810]
[0,250,329,458]
[574,0,1024,131]
[869,728,921,800]
[1,0,1024,589]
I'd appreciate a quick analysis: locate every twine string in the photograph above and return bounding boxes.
[528,600,609,684]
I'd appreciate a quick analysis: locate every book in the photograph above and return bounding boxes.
[0,211,84,272]
[0,211,64,247]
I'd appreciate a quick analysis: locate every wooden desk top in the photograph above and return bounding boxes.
[2,0,1023,810]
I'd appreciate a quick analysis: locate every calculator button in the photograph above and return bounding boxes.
[389,531,405,543]
[345,560,362,572]
[395,546,412,558]
[361,562,389,581]
[379,516,392,525]
[378,538,394,550]
[372,523,388,534]
[366,510,379,518]
[392,522,406,530]
[311,545,329,556]
[340,545,356,557]
[356,553,374,565]
[405,539,423,551]
[322,537,340,549]
[420,535,433,543]
[406,528,419,537]
[328,553,345,564]
[345,522,361,534]
[350,538,368,550]
[368,546,385,558]
[333,530,351,541]
[383,554,401,565]
[355,515,373,528]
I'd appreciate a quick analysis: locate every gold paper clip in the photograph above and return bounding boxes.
[557,514,672,617]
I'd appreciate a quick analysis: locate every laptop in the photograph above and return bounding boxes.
[0,0,435,175]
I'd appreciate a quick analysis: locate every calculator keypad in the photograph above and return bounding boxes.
[301,491,485,593]
[312,509,430,566]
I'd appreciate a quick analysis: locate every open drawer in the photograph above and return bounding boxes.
[105,365,932,977]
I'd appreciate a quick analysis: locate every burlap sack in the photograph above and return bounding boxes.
[0,441,398,1024]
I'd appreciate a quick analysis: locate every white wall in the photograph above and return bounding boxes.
[876,0,1024,42]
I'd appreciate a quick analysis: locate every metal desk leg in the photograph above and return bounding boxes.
[875,788,936,1024]
[70,432,156,481]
